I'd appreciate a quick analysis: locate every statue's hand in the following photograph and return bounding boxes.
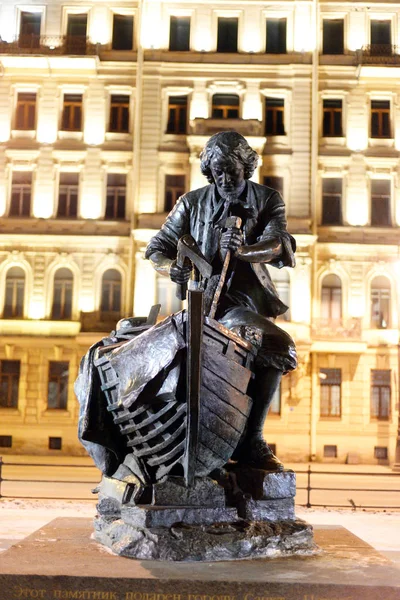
[219,227,243,261]
[169,259,192,284]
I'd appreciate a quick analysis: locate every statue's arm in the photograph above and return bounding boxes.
[145,196,192,282]
[236,190,295,267]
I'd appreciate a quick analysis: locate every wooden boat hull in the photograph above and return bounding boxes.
[94,311,256,484]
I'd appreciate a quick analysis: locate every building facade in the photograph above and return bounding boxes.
[0,0,398,464]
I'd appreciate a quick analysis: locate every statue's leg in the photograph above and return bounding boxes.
[237,366,284,471]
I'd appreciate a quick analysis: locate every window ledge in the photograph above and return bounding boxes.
[105,132,132,142]
[43,409,70,417]
[320,136,346,147]
[0,408,21,416]
[11,129,36,140]
[319,416,342,421]
[369,137,394,148]
[58,131,83,141]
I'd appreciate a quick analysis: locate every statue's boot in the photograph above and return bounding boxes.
[236,367,284,471]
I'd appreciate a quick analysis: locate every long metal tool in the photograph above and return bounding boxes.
[209,216,242,319]
[184,288,204,486]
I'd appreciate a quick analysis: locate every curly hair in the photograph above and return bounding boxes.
[200,131,259,183]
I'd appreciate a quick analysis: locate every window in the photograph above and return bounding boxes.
[211,94,240,119]
[109,95,130,133]
[48,361,69,410]
[101,269,122,313]
[320,368,341,417]
[0,435,12,448]
[57,173,78,218]
[51,268,73,320]
[370,276,390,329]
[166,96,187,134]
[374,446,388,459]
[269,382,281,415]
[266,18,287,53]
[157,274,182,316]
[4,267,25,318]
[61,94,83,131]
[217,17,238,53]
[49,437,62,450]
[321,274,342,322]
[370,20,391,55]
[112,14,133,50]
[19,12,41,48]
[169,16,190,51]
[265,98,285,136]
[10,172,31,217]
[371,370,390,420]
[105,174,126,219]
[371,180,391,227]
[322,99,342,137]
[322,19,344,54]
[371,100,391,138]
[164,175,185,212]
[66,14,87,54]
[0,361,20,408]
[15,93,36,130]
[263,176,284,196]
[323,445,337,458]
[268,267,290,321]
[321,178,342,225]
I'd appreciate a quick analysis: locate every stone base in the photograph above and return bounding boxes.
[1,518,400,600]
[94,512,315,561]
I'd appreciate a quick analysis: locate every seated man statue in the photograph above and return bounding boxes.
[146,131,297,471]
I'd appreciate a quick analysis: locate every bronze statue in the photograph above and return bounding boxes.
[146,131,297,471]
[74,131,313,561]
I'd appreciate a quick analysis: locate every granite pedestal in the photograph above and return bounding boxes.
[0,518,399,600]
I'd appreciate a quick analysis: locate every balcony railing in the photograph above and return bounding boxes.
[358,45,400,65]
[311,318,362,340]
[0,35,101,56]
[191,118,263,137]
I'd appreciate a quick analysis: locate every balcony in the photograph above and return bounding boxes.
[0,35,101,56]
[311,318,362,340]
[358,45,400,65]
[191,118,264,137]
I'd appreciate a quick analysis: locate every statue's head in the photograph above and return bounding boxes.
[199,131,259,185]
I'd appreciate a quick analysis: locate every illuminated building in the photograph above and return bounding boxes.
[0,0,398,465]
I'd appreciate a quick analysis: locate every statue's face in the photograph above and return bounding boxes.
[210,155,245,199]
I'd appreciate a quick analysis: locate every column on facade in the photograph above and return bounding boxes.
[80,148,104,219]
[187,144,205,192]
[83,81,106,146]
[138,79,162,213]
[192,7,212,52]
[346,154,368,226]
[291,255,312,324]
[190,80,209,121]
[346,90,368,152]
[289,79,311,218]
[243,81,262,122]
[33,147,55,219]
[133,249,156,316]
[293,4,313,52]
[141,1,162,49]
[88,5,111,45]
[29,254,46,320]
[0,148,8,216]
[395,163,400,226]
[241,8,262,53]
[37,80,59,144]
[0,81,12,142]
[348,11,366,51]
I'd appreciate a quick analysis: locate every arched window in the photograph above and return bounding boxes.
[3,267,25,318]
[371,276,391,329]
[211,94,240,119]
[321,274,342,322]
[268,267,290,321]
[51,268,73,320]
[101,269,122,313]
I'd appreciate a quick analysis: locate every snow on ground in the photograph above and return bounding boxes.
[0,498,399,564]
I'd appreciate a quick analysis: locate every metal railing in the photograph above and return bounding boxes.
[359,45,400,65]
[0,458,399,509]
[0,35,101,56]
[311,317,362,340]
